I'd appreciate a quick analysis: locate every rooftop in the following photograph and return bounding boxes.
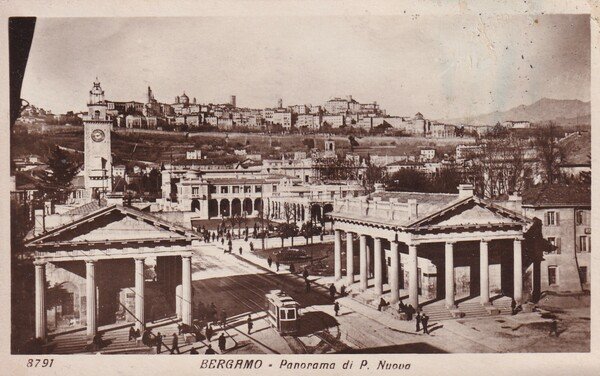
[522,184,590,207]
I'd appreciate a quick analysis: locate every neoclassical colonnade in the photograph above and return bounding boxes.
[34,252,194,340]
[267,200,334,224]
[333,226,526,310]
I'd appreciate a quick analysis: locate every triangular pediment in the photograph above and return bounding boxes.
[26,205,196,246]
[70,214,182,242]
[410,198,529,229]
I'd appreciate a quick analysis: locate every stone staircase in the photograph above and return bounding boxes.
[47,320,182,354]
[350,292,513,322]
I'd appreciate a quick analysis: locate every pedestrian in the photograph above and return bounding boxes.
[190,347,199,354]
[511,298,517,315]
[247,315,253,334]
[302,268,309,279]
[239,246,243,255]
[334,301,340,316]
[220,309,227,328]
[378,297,388,311]
[422,314,429,335]
[205,324,214,341]
[340,285,346,296]
[221,238,224,245]
[289,263,296,274]
[415,312,422,332]
[135,328,141,339]
[268,256,273,268]
[276,260,280,272]
[250,242,254,251]
[205,344,216,354]
[329,284,337,300]
[171,333,180,354]
[305,278,311,292]
[210,303,217,323]
[128,326,136,341]
[549,319,559,337]
[406,304,414,320]
[218,333,226,353]
[156,332,163,354]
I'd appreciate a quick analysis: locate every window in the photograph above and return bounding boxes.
[220,186,229,194]
[547,237,561,254]
[255,185,262,193]
[287,309,296,320]
[272,185,277,192]
[548,266,558,286]
[579,236,589,253]
[209,186,216,194]
[192,187,199,195]
[244,185,251,193]
[576,210,585,225]
[280,310,287,320]
[232,186,240,194]
[545,211,559,226]
[578,266,588,284]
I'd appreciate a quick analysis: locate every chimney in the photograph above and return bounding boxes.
[347,95,353,102]
[34,209,45,236]
[408,199,418,219]
[508,191,523,213]
[458,184,474,198]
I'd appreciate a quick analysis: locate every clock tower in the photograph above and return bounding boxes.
[84,78,113,200]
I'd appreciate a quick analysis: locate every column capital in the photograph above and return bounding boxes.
[134,256,146,262]
[181,254,193,260]
[445,241,456,246]
[407,242,420,248]
[513,237,524,242]
[85,259,98,265]
[33,259,47,267]
[480,239,489,244]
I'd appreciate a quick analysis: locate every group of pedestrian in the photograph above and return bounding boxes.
[128,327,141,341]
[398,300,417,321]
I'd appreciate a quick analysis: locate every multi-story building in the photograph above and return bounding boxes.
[519,185,591,292]
[271,111,292,128]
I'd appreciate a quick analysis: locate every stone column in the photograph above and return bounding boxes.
[366,242,371,278]
[408,244,419,309]
[514,238,523,304]
[346,232,355,285]
[390,241,400,304]
[359,235,368,291]
[134,257,145,331]
[334,230,342,281]
[34,260,47,340]
[480,240,490,305]
[374,237,383,296]
[445,242,456,308]
[181,255,193,325]
[175,285,183,319]
[86,260,97,337]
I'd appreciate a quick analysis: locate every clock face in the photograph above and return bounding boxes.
[91,129,105,142]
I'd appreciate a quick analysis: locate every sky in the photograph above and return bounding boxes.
[20,15,590,121]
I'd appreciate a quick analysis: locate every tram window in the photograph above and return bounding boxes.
[280,310,287,319]
[287,309,296,319]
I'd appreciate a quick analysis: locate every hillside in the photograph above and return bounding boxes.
[445,98,590,126]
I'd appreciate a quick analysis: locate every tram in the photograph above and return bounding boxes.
[265,290,299,335]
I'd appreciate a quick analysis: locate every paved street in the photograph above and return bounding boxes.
[189,243,590,354]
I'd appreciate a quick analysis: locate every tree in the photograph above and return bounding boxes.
[278,222,298,247]
[363,162,386,193]
[39,146,80,204]
[385,169,429,192]
[534,123,564,184]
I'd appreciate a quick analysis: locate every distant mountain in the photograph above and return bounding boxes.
[445,98,590,126]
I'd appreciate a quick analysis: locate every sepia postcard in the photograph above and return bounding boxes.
[1,0,598,375]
